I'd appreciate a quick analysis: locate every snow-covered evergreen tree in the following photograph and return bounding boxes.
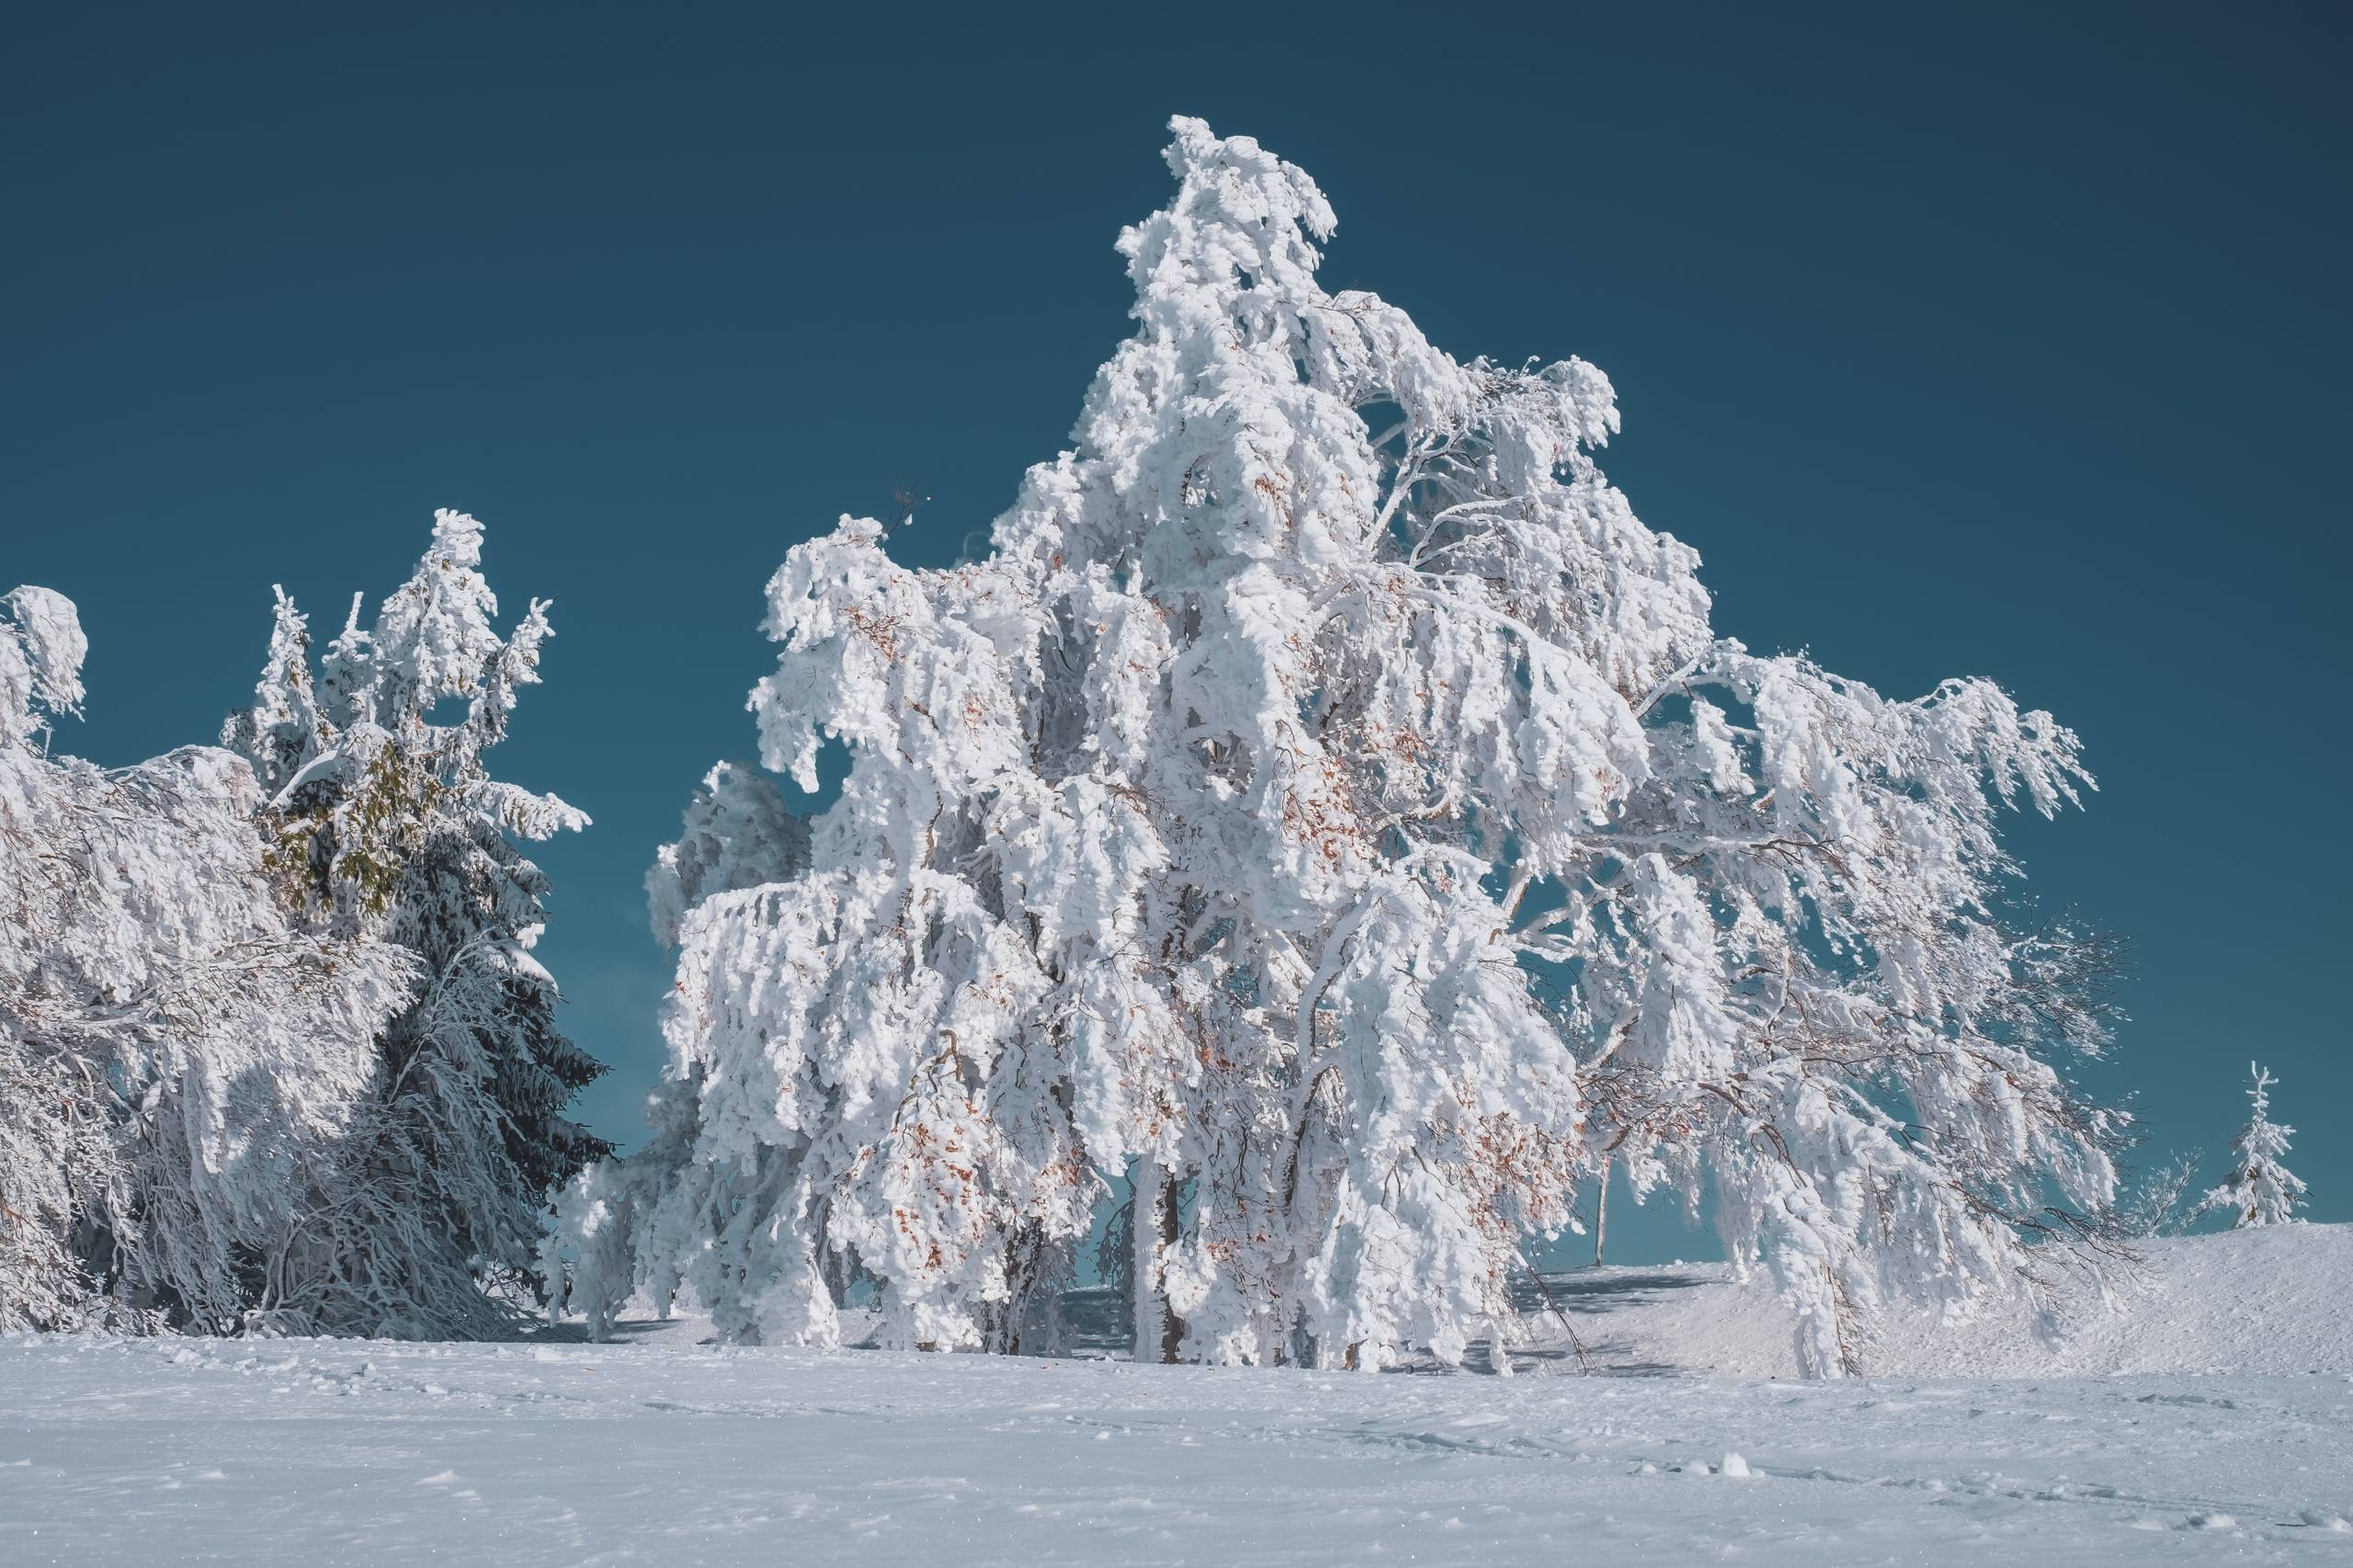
[2198,1063,2306,1229]
[2,586,412,1331]
[224,511,606,1335]
[553,119,2120,1374]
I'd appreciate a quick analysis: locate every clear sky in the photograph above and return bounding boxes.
[6,3,2345,1262]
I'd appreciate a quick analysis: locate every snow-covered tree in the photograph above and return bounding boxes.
[554,119,2120,1374]
[542,761,812,1342]
[224,510,606,1335]
[2,587,412,1332]
[2197,1063,2306,1229]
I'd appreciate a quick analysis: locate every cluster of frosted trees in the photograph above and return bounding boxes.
[15,120,2294,1371]
[547,119,2131,1377]
[1,514,602,1334]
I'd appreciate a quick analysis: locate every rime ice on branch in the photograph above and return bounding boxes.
[553,119,2122,1375]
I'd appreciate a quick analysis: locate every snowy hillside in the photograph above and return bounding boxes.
[4,1229,2348,1565]
[1551,1224,2353,1381]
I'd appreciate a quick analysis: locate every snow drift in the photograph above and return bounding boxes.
[1563,1224,2352,1380]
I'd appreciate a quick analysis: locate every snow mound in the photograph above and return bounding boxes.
[1566,1224,2352,1379]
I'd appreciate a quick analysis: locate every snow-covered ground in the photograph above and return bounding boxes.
[5,1229,2348,1566]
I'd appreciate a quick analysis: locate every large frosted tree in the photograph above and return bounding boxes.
[225,510,606,1335]
[553,119,2121,1374]
[2,586,412,1331]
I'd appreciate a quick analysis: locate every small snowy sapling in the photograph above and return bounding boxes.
[2197,1062,2307,1229]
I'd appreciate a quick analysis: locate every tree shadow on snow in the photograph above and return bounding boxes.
[1049,1267,1707,1376]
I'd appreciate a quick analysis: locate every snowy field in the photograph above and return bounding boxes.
[5,1229,2348,1567]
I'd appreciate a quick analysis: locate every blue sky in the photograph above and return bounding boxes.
[6,3,2345,1260]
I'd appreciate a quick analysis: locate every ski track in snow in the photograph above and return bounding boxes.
[6,1230,2351,1566]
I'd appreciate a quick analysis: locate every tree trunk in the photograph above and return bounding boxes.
[1131,1163,1183,1363]
[1157,1173,1184,1364]
[1594,1155,1610,1268]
